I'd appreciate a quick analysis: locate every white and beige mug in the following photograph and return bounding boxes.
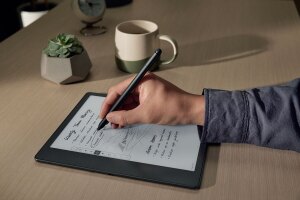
[115,20,178,73]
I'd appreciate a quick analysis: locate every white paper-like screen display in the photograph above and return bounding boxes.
[51,96,200,171]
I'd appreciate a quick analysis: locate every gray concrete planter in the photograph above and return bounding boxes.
[41,50,92,84]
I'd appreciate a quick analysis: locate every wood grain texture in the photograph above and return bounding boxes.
[0,0,300,199]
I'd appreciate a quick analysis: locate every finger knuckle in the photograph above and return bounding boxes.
[144,111,154,123]
[119,113,128,127]
[107,87,114,94]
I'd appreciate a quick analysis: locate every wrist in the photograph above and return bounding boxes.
[185,94,205,125]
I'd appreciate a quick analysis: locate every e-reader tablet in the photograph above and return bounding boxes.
[35,93,207,189]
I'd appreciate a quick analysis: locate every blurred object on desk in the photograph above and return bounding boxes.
[17,1,57,28]
[105,0,132,8]
[72,0,107,36]
[0,0,62,42]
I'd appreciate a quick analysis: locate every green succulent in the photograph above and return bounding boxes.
[43,33,83,58]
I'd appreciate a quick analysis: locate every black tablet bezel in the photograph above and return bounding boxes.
[35,92,207,189]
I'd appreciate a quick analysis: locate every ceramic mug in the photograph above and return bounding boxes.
[115,20,178,73]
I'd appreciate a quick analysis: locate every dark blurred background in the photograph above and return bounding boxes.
[1,0,30,42]
[1,0,299,42]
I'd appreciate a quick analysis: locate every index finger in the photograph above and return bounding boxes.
[99,76,135,119]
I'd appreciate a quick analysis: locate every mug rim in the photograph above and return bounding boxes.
[116,20,158,36]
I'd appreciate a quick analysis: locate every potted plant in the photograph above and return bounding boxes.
[41,33,92,84]
[18,0,56,27]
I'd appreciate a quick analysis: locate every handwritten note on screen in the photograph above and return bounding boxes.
[51,96,200,171]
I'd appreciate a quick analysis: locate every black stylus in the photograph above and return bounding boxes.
[97,48,162,131]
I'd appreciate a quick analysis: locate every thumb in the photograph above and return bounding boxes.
[106,108,142,127]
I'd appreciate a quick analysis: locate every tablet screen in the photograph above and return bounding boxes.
[51,96,200,171]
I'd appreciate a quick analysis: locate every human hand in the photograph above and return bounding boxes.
[99,73,205,128]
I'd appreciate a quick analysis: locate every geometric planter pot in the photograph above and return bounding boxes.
[41,50,92,84]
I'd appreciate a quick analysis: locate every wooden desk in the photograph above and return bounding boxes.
[0,0,299,199]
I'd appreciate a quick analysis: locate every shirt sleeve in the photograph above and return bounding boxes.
[201,78,300,152]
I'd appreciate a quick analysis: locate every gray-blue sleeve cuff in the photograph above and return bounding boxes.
[201,79,300,152]
[201,89,249,144]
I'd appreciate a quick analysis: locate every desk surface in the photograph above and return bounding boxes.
[0,0,300,199]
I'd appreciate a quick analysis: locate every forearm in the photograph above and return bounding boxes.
[201,78,300,152]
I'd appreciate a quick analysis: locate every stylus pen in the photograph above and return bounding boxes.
[97,48,162,131]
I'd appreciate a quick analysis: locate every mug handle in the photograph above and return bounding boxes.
[158,34,178,65]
